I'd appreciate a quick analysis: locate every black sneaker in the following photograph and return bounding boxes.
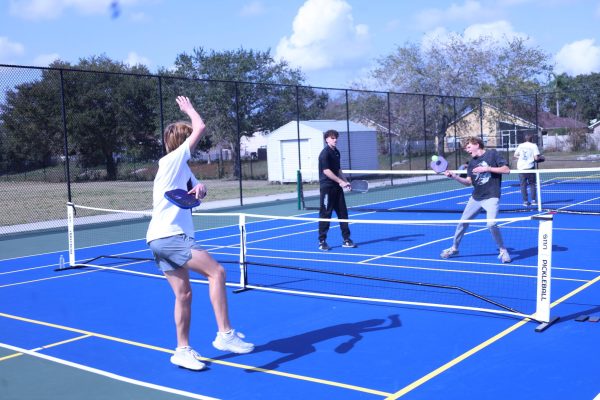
[342,239,357,248]
[319,241,331,251]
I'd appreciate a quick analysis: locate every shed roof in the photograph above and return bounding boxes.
[300,120,376,132]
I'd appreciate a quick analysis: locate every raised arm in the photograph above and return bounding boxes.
[175,96,206,153]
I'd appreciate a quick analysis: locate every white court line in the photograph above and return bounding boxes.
[0,342,217,400]
[0,263,59,275]
[0,259,150,289]
[3,184,593,282]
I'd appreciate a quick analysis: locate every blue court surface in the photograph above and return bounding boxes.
[1,179,599,400]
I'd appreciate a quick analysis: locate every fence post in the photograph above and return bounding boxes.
[59,70,72,203]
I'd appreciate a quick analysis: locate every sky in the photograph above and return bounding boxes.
[1,0,600,89]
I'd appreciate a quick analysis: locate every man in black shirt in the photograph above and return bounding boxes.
[317,129,356,251]
[441,136,512,263]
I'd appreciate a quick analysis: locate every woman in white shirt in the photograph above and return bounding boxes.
[147,96,253,371]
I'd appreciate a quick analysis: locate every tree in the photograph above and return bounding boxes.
[1,56,160,180]
[368,35,553,156]
[546,72,600,123]
[162,47,328,177]
[1,76,64,173]
[58,56,159,179]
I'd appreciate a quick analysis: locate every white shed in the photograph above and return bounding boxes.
[267,120,378,183]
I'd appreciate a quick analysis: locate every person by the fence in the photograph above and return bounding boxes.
[513,133,541,206]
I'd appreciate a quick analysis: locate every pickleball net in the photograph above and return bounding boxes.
[64,203,554,326]
[298,167,600,215]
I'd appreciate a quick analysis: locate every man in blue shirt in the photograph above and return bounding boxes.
[441,136,512,263]
[317,129,356,251]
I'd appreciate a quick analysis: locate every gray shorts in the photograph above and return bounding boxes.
[148,234,203,272]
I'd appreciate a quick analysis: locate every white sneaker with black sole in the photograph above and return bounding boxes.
[319,241,331,251]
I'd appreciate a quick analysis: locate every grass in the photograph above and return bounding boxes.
[0,179,307,229]
[1,149,597,230]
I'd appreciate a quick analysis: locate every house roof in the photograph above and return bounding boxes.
[450,102,587,130]
[449,103,536,129]
[355,117,400,136]
[537,111,588,130]
[300,120,375,132]
[589,119,600,129]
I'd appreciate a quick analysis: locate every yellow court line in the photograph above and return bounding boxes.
[0,352,23,362]
[0,312,392,398]
[386,319,529,399]
[551,274,600,307]
[0,334,91,363]
[386,274,600,399]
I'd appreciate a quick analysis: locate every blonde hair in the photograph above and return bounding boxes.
[164,121,192,153]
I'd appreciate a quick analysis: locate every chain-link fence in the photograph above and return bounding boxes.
[1,63,598,241]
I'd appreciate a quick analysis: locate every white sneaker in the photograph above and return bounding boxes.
[498,249,512,263]
[440,247,458,259]
[170,346,205,370]
[212,329,254,354]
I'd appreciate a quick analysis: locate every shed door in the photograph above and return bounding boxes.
[281,139,309,182]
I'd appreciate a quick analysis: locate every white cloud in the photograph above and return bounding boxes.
[463,20,529,42]
[0,36,25,63]
[415,0,489,29]
[421,27,451,50]
[33,53,60,66]
[240,1,266,17]
[555,39,600,76]
[275,0,369,71]
[497,0,532,5]
[421,20,529,50]
[125,51,151,67]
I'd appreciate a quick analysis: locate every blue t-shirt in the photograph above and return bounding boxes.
[467,149,507,200]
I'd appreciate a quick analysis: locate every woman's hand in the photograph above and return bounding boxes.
[176,96,195,115]
[188,183,207,200]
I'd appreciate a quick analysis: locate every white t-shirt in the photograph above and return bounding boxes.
[514,141,540,170]
[146,138,199,243]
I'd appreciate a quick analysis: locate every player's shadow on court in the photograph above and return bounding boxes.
[462,244,568,262]
[214,314,401,371]
[507,244,568,262]
[356,234,424,246]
